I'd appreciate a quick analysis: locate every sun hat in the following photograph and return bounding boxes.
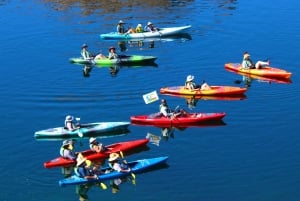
[243,52,250,59]
[65,115,74,122]
[137,24,142,27]
[118,20,125,24]
[186,75,194,82]
[82,44,88,49]
[109,46,116,51]
[147,22,153,26]
[76,154,87,166]
[108,153,120,162]
[62,140,72,146]
[89,137,97,144]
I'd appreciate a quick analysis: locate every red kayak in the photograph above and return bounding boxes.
[44,138,149,168]
[130,112,226,127]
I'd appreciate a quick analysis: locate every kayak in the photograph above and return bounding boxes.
[34,122,130,139]
[160,86,247,96]
[225,67,292,84]
[130,112,226,127]
[44,138,149,168]
[59,156,168,187]
[100,25,192,40]
[225,63,292,79]
[70,55,157,66]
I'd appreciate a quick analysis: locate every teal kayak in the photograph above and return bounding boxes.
[59,156,168,187]
[34,122,130,139]
[70,55,157,66]
[100,25,192,40]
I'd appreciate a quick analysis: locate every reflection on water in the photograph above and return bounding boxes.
[40,0,196,15]
[115,33,192,51]
[144,122,226,141]
[81,63,158,77]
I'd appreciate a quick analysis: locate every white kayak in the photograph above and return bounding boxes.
[100,25,192,40]
[34,122,130,139]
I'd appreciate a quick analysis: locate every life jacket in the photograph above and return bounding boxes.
[185,81,196,89]
[74,166,94,177]
[81,50,90,60]
[117,25,125,33]
[119,159,129,170]
[135,27,143,33]
[160,104,171,113]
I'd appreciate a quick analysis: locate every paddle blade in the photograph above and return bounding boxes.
[78,130,83,137]
[119,151,124,158]
[100,182,107,190]
[131,173,136,180]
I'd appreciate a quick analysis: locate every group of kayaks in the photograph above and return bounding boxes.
[69,25,192,67]
[41,23,293,188]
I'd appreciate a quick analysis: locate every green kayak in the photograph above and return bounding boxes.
[70,55,157,66]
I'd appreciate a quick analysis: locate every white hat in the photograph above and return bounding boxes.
[147,22,153,26]
[108,153,120,162]
[89,137,96,144]
[137,24,142,27]
[119,20,125,24]
[186,75,194,82]
[65,115,74,122]
[62,140,73,146]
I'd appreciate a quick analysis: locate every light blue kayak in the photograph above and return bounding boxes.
[59,156,168,187]
[34,122,130,139]
[100,25,192,40]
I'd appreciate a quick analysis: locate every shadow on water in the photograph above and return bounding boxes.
[141,121,226,142]
[80,63,158,78]
[116,33,192,51]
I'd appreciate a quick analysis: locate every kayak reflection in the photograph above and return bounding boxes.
[141,121,226,143]
[123,33,192,50]
[79,63,158,78]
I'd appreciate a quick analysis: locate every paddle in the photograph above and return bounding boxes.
[119,151,136,180]
[75,117,84,137]
[98,181,107,190]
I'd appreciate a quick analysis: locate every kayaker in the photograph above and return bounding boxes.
[116,20,134,34]
[75,154,99,179]
[81,44,105,60]
[242,52,270,69]
[145,22,158,32]
[89,137,105,153]
[64,115,80,131]
[108,47,118,60]
[159,99,187,118]
[135,24,143,33]
[185,75,211,91]
[108,153,131,173]
[117,20,126,34]
[60,140,77,160]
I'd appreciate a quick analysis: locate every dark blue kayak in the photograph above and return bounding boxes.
[59,156,168,187]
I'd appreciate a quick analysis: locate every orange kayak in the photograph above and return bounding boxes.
[160,86,247,96]
[225,63,292,79]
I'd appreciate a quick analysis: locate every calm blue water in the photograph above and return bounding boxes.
[0,0,300,200]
